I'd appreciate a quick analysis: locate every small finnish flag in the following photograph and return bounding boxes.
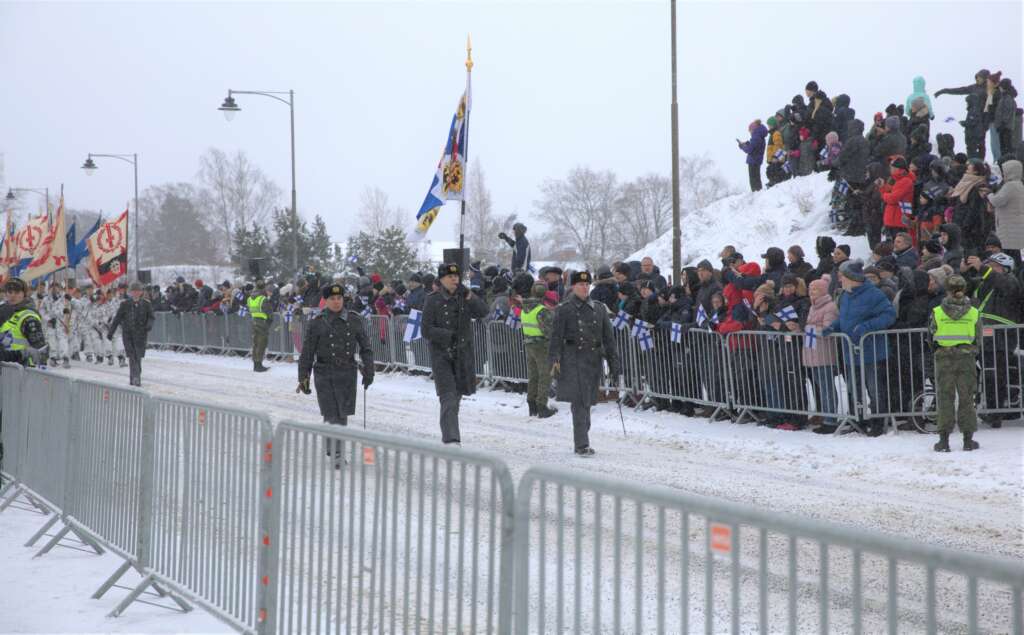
[613,310,629,331]
[237,305,248,318]
[775,305,799,322]
[710,311,720,325]
[898,200,913,216]
[490,307,504,322]
[404,309,423,342]
[804,325,819,350]
[670,322,683,344]
[696,303,708,326]
[988,173,1002,187]
[361,305,372,318]
[505,309,521,329]
[819,146,829,160]
[783,161,793,174]
[631,319,651,339]
[284,306,294,324]
[837,179,850,195]
[773,148,786,161]
[637,326,654,352]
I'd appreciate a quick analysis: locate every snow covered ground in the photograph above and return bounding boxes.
[628,172,872,268]
[3,351,1021,632]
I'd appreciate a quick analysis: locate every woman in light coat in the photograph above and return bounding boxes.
[987,159,1024,268]
[802,275,841,432]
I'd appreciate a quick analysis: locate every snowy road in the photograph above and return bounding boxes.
[59,350,1022,562]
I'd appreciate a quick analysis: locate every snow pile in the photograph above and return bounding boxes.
[628,173,871,270]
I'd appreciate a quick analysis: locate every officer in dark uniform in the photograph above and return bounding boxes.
[297,284,374,462]
[548,270,620,456]
[107,281,155,386]
[421,262,489,445]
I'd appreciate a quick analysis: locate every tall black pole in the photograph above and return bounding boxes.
[289,90,298,274]
[133,153,139,277]
[670,0,681,285]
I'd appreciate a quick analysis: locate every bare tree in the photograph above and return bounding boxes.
[535,167,623,268]
[464,158,508,265]
[357,186,406,234]
[615,173,672,255]
[197,148,282,249]
[679,154,739,214]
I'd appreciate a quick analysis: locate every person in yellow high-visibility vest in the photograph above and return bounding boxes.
[928,274,983,452]
[520,282,558,418]
[248,280,272,373]
[0,278,48,366]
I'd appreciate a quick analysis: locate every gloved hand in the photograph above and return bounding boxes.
[498,232,509,241]
[107,333,114,341]
[296,377,311,394]
[551,361,560,378]
[25,346,47,367]
[362,373,374,389]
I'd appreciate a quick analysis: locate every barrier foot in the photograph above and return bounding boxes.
[24,513,59,547]
[833,417,864,436]
[93,560,133,599]
[109,574,192,617]
[0,486,50,515]
[34,521,104,557]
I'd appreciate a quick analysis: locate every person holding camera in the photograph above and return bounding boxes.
[421,262,489,445]
[297,284,374,464]
[498,222,531,273]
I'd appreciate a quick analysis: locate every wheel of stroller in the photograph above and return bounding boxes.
[909,390,939,434]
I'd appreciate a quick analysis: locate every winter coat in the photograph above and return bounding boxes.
[787,259,814,280]
[881,168,915,229]
[407,285,427,311]
[896,270,934,329]
[107,298,155,354]
[739,124,768,166]
[421,287,489,396]
[824,281,896,364]
[795,137,816,176]
[809,97,834,146]
[589,277,618,311]
[655,296,693,327]
[802,293,839,367]
[872,130,907,164]
[723,263,760,310]
[893,246,920,269]
[765,129,785,163]
[904,76,934,121]
[692,278,723,315]
[989,159,1024,250]
[832,94,855,141]
[780,122,799,152]
[548,295,620,406]
[298,310,373,415]
[640,295,666,324]
[775,292,810,326]
[994,88,1019,132]
[967,267,1024,327]
[939,223,964,270]
[953,186,994,254]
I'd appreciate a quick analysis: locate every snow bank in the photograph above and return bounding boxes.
[628,173,871,271]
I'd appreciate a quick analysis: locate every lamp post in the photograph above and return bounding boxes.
[218,88,298,272]
[5,187,51,221]
[670,0,681,285]
[82,153,139,277]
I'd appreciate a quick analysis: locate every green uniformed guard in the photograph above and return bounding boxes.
[248,280,271,372]
[548,270,620,456]
[520,282,557,418]
[929,275,983,452]
[0,278,48,365]
[297,284,374,464]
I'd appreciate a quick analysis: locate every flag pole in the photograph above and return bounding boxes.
[459,34,473,262]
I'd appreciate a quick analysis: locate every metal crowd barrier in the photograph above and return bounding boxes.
[641,327,731,414]
[978,324,1023,417]
[265,421,515,634]
[0,363,28,503]
[726,330,859,430]
[487,321,528,385]
[366,315,395,371]
[514,464,1024,634]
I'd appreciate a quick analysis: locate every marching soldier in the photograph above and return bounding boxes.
[0,278,48,365]
[520,282,557,418]
[548,270,620,456]
[297,284,374,464]
[929,275,983,452]
[107,281,155,386]
[248,280,272,372]
[421,262,489,445]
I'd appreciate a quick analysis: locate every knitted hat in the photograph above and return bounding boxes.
[928,265,953,289]
[767,116,778,128]
[884,116,900,131]
[839,260,866,282]
[922,239,942,255]
[946,275,967,294]
[808,276,830,296]
[531,282,548,299]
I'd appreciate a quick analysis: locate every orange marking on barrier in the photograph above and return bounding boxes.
[363,446,376,466]
[710,523,732,554]
[258,608,267,622]
[262,535,270,546]
[983,328,994,337]
[261,575,269,586]
[265,442,273,450]
[264,451,273,463]
[198,409,207,425]
[265,487,272,498]
[102,389,110,402]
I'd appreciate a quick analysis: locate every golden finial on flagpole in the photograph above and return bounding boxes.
[465,34,473,72]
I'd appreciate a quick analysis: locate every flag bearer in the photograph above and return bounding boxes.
[548,271,620,457]
[520,282,557,418]
[107,282,155,387]
[296,284,374,465]
[421,262,489,445]
[0,278,48,364]
[929,275,983,452]
[248,280,272,372]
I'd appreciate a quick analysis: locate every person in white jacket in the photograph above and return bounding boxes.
[987,159,1024,270]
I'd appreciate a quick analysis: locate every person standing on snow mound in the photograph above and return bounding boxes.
[548,271,620,457]
[929,275,982,452]
[296,284,374,464]
[498,222,532,274]
[107,282,155,387]
[421,262,489,446]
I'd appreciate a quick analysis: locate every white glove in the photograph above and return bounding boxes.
[25,345,48,367]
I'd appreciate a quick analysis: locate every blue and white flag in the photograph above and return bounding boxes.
[637,326,654,352]
[898,200,913,216]
[819,146,829,160]
[695,303,708,326]
[361,305,373,318]
[988,173,1002,187]
[505,310,520,329]
[804,325,819,350]
[783,161,793,174]
[411,64,472,240]
[404,309,423,342]
[837,179,850,195]
[670,321,683,344]
[710,311,720,325]
[775,305,799,323]
[630,319,650,338]
[612,310,629,331]
[237,305,248,318]
[284,305,294,324]
[490,307,504,322]
[773,148,786,162]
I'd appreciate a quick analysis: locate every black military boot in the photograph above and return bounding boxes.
[963,432,980,451]
[254,363,269,373]
[933,432,950,452]
[528,401,537,417]
[537,403,558,419]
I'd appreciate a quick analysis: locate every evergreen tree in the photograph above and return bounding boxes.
[269,207,312,281]
[308,215,333,273]
[230,222,272,276]
[344,226,422,283]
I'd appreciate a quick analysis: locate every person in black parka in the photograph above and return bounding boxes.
[421,262,489,445]
[107,281,155,387]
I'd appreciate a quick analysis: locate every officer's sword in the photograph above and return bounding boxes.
[616,374,627,438]
[363,386,367,429]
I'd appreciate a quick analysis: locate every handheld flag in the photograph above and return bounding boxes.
[411,45,472,240]
[804,325,819,350]
[404,308,423,342]
[361,304,373,318]
[775,305,799,323]
[68,215,102,268]
[630,318,648,338]
[637,325,654,352]
[837,179,850,195]
[505,306,521,329]
[898,200,913,217]
[670,321,683,344]
[21,198,68,283]
[773,148,786,162]
[85,208,128,286]
[612,310,629,331]
[695,303,708,326]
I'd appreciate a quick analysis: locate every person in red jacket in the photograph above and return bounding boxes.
[879,156,916,241]
[723,261,761,311]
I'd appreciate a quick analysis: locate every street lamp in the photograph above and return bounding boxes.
[218,88,298,272]
[81,153,139,278]
[5,187,51,221]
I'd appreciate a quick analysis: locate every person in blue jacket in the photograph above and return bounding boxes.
[738,119,768,192]
[822,260,897,436]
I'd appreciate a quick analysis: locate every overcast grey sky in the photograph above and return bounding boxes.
[1,1,1021,245]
